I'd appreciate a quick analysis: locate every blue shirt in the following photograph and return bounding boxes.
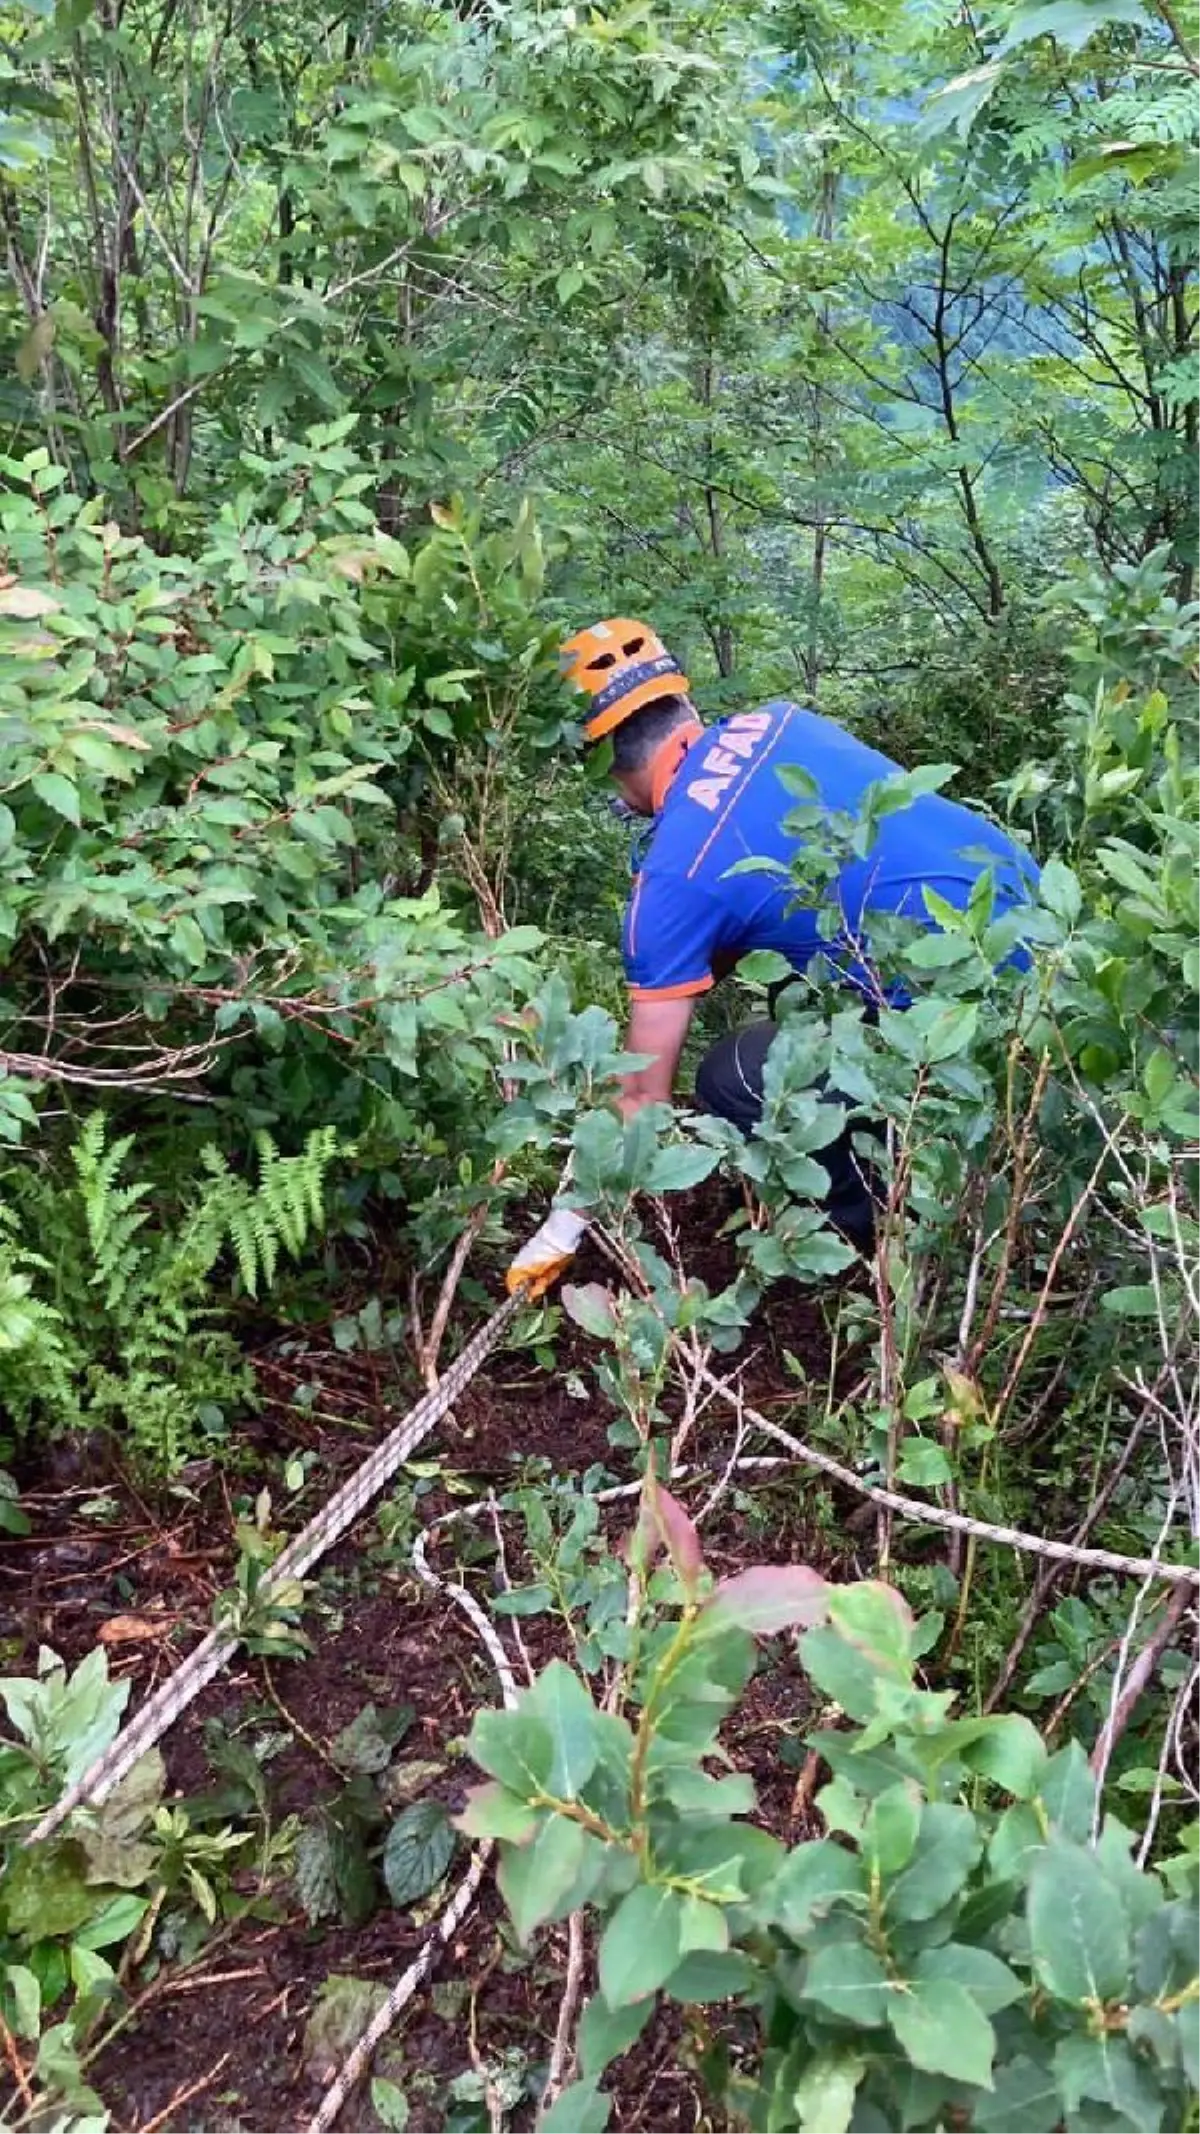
[622,701,1038,1000]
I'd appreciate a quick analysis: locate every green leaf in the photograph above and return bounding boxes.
[331,1702,413,1775]
[1039,858,1083,925]
[294,1821,338,1923]
[911,1943,1025,2015]
[71,1890,147,1950]
[1027,1839,1131,2005]
[863,1783,922,1876]
[468,1708,555,1798]
[643,1143,720,1195]
[678,1894,729,1953]
[1054,2032,1165,2128]
[889,1976,996,2088]
[999,0,1146,55]
[886,1803,982,1923]
[1039,1741,1096,1840]
[665,1950,756,2002]
[524,1662,601,1799]
[539,2078,610,2133]
[2,1841,96,1939]
[371,2078,410,2130]
[972,2053,1061,2132]
[1100,1283,1161,1317]
[896,1439,953,1488]
[827,1583,914,1679]
[32,770,81,825]
[1181,2000,1199,2087]
[455,1783,540,1844]
[959,1716,1047,1800]
[598,1884,685,2007]
[4,1963,40,2040]
[577,1992,654,2080]
[497,1815,592,1944]
[790,2048,866,2134]
[1135,1901,1200,1998]
[767,1839,869,1937]
[382,1800,456,1908]
[800,1941,892,2026]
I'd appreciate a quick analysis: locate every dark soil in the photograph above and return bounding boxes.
[0,1192,867,2134]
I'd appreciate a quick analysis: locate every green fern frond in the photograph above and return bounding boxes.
[1,1114,338,1472]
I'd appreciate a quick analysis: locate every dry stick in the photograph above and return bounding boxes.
[135,2050,232,2134]
[692,1361,1199,1587]
[0,2011,33,2113]
[1089,1581,1196,1787]
[542,1912,587,2115]
[965,1044,1051,1378]
[984,1403,1154,1711]
[992,1132,1115,1429]
[1041,1615,1162,1746]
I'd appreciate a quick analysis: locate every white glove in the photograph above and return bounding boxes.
[506,1207,588,1299]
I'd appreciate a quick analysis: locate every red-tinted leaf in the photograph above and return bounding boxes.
[627,1468,705,1595]
[698,1564,829,1640]
[561,1283,617,1339]
[655,1484,705,1595]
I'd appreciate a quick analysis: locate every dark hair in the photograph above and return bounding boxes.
[610,694,697,775]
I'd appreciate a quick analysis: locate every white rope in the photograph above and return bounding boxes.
[309,1513,522,2132]
[24,1291,526,1848]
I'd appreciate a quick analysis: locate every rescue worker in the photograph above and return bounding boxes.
[507,617,1038,1297]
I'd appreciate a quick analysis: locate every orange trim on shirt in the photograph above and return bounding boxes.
[686,706,795,881]
[648,722,705,814]
[628,976,715,1001]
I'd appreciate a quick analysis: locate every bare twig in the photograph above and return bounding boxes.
[1090,1582,1195,1793]
[136,2050,233,2134]
[542,1914,587,2113]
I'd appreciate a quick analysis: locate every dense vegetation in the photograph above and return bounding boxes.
[0,0,1196,2126]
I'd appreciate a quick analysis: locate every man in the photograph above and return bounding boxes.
[507,616,1038,1296]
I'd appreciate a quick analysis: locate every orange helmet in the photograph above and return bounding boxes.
[560,617,690,742]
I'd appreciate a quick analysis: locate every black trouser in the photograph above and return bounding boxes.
[694,1019,881,1253]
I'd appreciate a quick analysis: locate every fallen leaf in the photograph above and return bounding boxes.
[98,1615,168,1645]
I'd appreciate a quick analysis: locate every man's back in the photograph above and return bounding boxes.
[622,700,1038,1001]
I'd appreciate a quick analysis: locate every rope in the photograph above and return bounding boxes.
[307,1518,521,2134]
[23,1290,525,1849]
[693,1361,1200,1588]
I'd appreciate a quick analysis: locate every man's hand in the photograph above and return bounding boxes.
[620,993,697,1115]
[505,1207,588,1299]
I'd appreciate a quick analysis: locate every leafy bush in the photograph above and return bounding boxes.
[465,1482,1199,2134]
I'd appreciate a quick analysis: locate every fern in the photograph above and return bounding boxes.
[219,1127,338,1297]
[0,1115,340,1473]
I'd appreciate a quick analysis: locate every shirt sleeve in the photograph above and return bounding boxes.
[622,870,727,1000]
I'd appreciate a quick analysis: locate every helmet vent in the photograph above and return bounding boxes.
[622,636,646,656]
[587,652,617,671]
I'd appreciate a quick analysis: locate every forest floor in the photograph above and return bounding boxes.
[1,1193,875,2133]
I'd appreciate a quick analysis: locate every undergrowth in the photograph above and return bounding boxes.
[0,1117,338,1473]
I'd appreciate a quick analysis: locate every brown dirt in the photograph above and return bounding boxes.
[0,1192,864,2134]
